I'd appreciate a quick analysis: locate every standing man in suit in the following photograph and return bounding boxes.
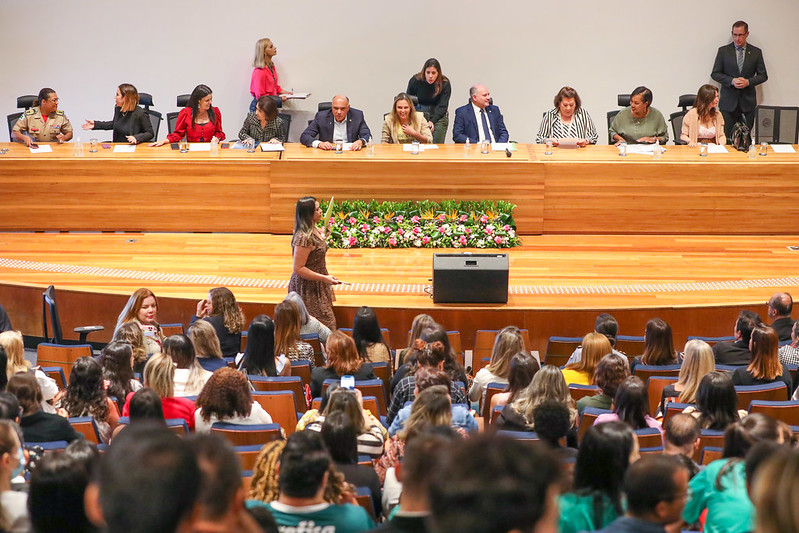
[452,85,509,143]
[711,20,768,141]
[300,94,371,150]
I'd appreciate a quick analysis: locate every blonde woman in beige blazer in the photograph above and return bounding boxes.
[381,92,433,144]
[680,85,726,146]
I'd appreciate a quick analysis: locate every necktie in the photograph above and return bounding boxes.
[480,109,492,142]
[737,47,744,74]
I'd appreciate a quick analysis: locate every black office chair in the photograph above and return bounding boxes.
[176,94,190,108]
[166,112,179,135]
[42,285,104,344]
[318,102,332,112]
[755,105,799,144]
[17,95,37,109]
[7,113,22,141]
[278,112,292,140]
[136,93,161,140]
[606,94,631,144]
[617,94,631,107]
[678,94,696,113]
[670,111,687,145]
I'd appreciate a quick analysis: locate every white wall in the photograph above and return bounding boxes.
[2,0,797,144]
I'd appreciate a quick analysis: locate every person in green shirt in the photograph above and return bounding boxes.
[609,86,669,145]
[576,354,629,416]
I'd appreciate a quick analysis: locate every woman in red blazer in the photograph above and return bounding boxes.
[151,84,225,145]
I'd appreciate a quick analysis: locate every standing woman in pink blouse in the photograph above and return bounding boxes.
[249,38,292,112]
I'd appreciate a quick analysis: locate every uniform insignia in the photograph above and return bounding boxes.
[55,110,64,116]
[24,109,35,115]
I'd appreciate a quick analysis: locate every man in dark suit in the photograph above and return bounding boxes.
[300,94,371,150]
[452,85,509,143]
[712,310,761,365]
[711,20,768,141]
[766,292,794,342]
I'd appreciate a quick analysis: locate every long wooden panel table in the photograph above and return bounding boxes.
[2,142,799,234]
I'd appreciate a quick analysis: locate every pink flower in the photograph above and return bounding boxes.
[439,227,447,234]
[437,214,446,221]
[484,227,493,235]
[397,215,404,223]
[466,228,472,234]
[348,217,356,225]
[373,216,380,223]
[383,227,391,234]
[494,236,503,244]
[388,237,397,246]
[348,236,357,246]
[361,223,370,232]
[480,215,489,224]
[422,236,431,245]
[503,225,511,231]
[411,215,421,223]
[459,235,468,245]
[413,226,421,235]
[460,214,468,222]
[340,225,348,232]
[398,228,404,235]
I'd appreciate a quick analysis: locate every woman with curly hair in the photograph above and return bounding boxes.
[62,356,119,443]
[191,287,245,358]
[187,320,227,373]
[112,321,148,374]
[577,354,630,415]
[274,301,314,368]
[497,364,578,433]
[392,323,467,392]
[164,335,211,397]
[396,313,435,368]
[193,367,272,433]
[99,341,142,404]
[310,331,376,398]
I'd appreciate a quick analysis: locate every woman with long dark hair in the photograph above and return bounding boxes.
[99,341,142,403]
[680,84,726,146]
[406,58,452,144]
[594,376,662,432]
[62,356,119,444]
[352,306,391,366]
[630,317,678,372]
[684,371,746,430]
[151,84,224,146]
[732,325,792,398]
[238,314,285,377]
[287,196,339,330]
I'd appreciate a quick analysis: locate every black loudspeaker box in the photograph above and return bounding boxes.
[432,253,509,303]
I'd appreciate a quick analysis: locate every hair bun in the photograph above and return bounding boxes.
[413,339,427,350]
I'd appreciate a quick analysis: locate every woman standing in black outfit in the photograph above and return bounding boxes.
[406,58,451,144]
[82,83,154,144]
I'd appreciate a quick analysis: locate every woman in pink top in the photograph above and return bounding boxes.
[594,376,662,434]
[249,38,292,112]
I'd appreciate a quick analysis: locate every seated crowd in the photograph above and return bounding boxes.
[0,288,796,532]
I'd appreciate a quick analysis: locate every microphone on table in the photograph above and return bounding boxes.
[505,148,512,158]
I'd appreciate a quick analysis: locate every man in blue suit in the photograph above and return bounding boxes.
[711,20,767,141]
[452,85,509,143]
[300,94,371,150]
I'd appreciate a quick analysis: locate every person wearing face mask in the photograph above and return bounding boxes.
[11,87,73,146]
[406,58,452,144]
[150,84,225,146]
[82,83,154,144]
[536,86,598,146]
[609,86,668,145]
[0,420,29,533]
[381,92,432,144]
[680,85,726,147]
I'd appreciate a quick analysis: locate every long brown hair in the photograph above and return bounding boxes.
[486,326,524,378]
[641,318,676,366]
[325,331,363,376]
[413,58,448,96]
[274,301,301,357]
[112,321,148,368]
[208,287,245,334]
[116,288,158,331]
[748,326,782,380]
[695,84,719,121]
[118,83,139,113]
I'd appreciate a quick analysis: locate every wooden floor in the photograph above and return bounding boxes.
[1,231,797,309]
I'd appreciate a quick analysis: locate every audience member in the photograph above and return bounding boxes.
[532,400,577,460]
[577,353,629,415]
[750,446,799,533]
[191,287,246,358]
[659,339,714,414]
[713,310,760,365]
[238,314,285,377]
[595,376,662,433]
[187,320,227,372]
[680,84,726,146]
[297,383,387,439]
[85,424,201,533]
[535,85,598,146]
[560,422,638,533]
[567,312,628,366]
[0,345,6,393]
[1,330,58,412]
[164,334,211,397]
[683,371,746,429]
[353,306,392,366]
[488,352,539,411]
[452,84,509,143]
[381,92,432,144]
[82,83,154,144]
[122,352,195,430]
[561,331,611,385]
[305,386,384,458]
[112,320,148,374]
[663,413,701,478]
[779,320,799,367]
[766,292,794,342]
[193,367,272,433]
[8,373,80,444]
[115,288,164,357]
[0,420,30,533]
[496,365,577,434]
[99,341,142,404]
[248,431,374,531]
[62,356,119,444]
[428,433,560,533]
[469,326,524,407]
[285,291,331,345]
[419,324,468,389]
[300,95,371,150]
[312,330,376,398]
[683,413,782,533]
[0,303,11,333]
[0,392,20,423]
[395,314,435,369]
[732,325,792,398]
[597,455,688,533]
[630,318,678,373]
[246,440,286,504]
[609,86,668,145]
[274,300,314,368]
[406,58,452,144]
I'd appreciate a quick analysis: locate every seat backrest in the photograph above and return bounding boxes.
[361,396,380,421]
[700,446,723,466]
[615,335,645,357]
[17,95,37,109]
[278,112,292,140]
[354,486,375,518]
[40,366,67,389]
[735,382,789,411]
[545,336,582,367]
[473,330,498,367]
[482,382,508,419]
[249,376,306,413]
[251,391,298,436]
[42,285,62,343]
[634,427,663,449]
[354,380,388,416]
[617,94,631,107]
[166,111,179,135]
[686,335,734,348]
[371,362,390,398]
[569,384,601,403]
[234,444,263,471]
[27,440,68,451]
[748,400,799,426]
[578,407,612,443]
[7,112,22,142]
[496,429,539,440]
[160,323,185,337]
[662,402,694,427]
[318,102,332,112]
[69,417,101,444]
[145,109,162,140]
[670,111,687,145]
[694,429,725,462]
[446,331,463,358]
[300,333,324,368]
[37,343,93,381]
[756,105,799,144]
[289,360,312,387]
[240,331,248,353]
[210,422,282,446]
[490,404,503,424]
[647,376,679,415]
[633,365,682,387]
[165,418,190,436]
[176,94,191,108]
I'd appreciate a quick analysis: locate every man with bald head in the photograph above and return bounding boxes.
[300,94,371,150]
[767,292,794,342]
[452,84,509,143]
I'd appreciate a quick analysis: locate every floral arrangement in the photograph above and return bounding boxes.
[320,199,521,249]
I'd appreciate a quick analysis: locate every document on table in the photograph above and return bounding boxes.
[188,143,210,152]
[491,142,516,151]
[706,144,729,154]
[29,145,53,153]
[623,144,665,155]
[770,144,796,153]
[284,93,310,99]
[113,145,136,153]
[260,143,285,151]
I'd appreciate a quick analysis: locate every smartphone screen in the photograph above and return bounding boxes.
[340,375,355,390]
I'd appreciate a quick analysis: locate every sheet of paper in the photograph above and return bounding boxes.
[491,142,516,151]
[188,143,210,152]
[402,144,426,152]
[770,144,796,153]
[260,143,285,152]
[284,92,310,99]
[341,143,354,150]
[706,144,729,154]
[29,144,53,153]
[622,144,665,155]
[113,145,136,153]
[424,144,439,149]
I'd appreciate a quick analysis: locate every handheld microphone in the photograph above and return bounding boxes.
[505,148,512,158]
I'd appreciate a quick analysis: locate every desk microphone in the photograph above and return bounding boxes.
[505,148,512,158]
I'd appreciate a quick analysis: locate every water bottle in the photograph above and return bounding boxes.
[74,137,83,157]
[210,136,219,156]
[463,139,471,158]
[652,139,661,160]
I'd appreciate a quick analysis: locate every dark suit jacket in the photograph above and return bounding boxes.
[300,108,371,147]
[771,317,795,343]
[452,103,509,143]
[712,339,752,366]
[711,42,768,113]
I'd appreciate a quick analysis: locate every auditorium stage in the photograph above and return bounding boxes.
[1,232,797,356]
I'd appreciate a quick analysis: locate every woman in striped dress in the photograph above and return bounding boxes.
[536,86,598,146]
